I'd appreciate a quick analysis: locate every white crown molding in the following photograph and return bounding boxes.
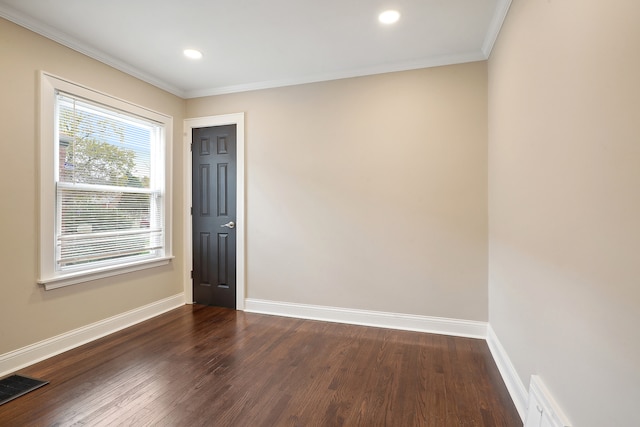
[486,324,528,421]
[2,1,509,98]
[482,0,513,57]
[0,4,186,98]
[0,293,184,377]
[244,298,488,339]
[185,50,487,98]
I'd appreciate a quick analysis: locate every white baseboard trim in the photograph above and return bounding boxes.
[0,293,184,377]
[245,299,527,420]
[244,298,487,339]
[526,375,572,427]
[486,324,528,421]
[1,293,527,422]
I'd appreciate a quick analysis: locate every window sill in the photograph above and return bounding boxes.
[38,256,174,290]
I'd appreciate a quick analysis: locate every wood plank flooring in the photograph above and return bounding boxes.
[0,305,522,426]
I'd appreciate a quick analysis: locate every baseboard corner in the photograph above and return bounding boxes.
[486,324,528,421]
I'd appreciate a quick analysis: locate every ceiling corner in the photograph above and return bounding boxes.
[481,0,513,58]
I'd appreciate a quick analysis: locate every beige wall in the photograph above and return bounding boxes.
[188,63,489,321]
[488,1,640,425]
[6,2,637,421]
[0,18,185,355]
[1,16,487,360]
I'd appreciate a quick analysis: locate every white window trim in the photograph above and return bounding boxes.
[38,71,173,290]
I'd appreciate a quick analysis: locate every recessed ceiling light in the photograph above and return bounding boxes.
[379,10,400,25]
[183,49,203,60]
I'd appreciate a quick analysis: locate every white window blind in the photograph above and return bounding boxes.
[55,92,165,270]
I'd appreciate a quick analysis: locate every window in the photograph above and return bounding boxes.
[39,73,172,289]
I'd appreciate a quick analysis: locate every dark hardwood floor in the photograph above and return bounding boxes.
[0,305,521,426]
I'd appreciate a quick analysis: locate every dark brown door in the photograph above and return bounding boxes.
[192,125,237,308]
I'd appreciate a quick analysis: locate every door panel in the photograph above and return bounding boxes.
[192,125,237,308]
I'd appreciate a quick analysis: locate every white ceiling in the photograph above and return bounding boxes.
[0,0,511,98]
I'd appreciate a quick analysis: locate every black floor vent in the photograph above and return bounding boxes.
[0,375,49,406]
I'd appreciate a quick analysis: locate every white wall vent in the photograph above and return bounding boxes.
[524,375,571,427]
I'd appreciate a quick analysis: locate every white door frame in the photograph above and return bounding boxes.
[183,113,245,309]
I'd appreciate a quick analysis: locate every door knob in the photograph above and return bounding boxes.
[221,221,235,229]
